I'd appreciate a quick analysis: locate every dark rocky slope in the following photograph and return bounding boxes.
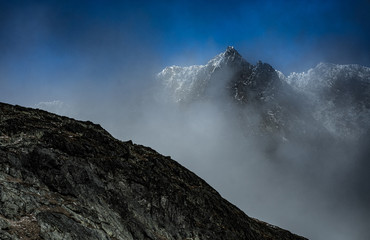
[0,102,306,240]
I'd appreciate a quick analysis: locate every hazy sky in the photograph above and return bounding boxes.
[1,0,370,107]
[1,1,370,239]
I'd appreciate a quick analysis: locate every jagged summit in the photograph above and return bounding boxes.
[285,62,370,92]
[282,62,370,138]
[218,46,244,65]
[158,47,300,138]
[158,47,277,104]
[225,45,236,53]
[159,47,370,139]
[206,46,249,72]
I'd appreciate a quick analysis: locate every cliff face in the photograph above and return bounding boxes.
[158,47,331,156]
[0,102,306,240]
[159,47,370,141]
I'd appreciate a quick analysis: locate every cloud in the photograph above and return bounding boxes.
[35,100,70,116]
[24,50,367,240]
[1,1,369,239]
[109,55,370,240]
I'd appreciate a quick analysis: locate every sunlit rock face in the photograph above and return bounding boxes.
[157,47,370,240]
[283,62,370,139]
[0,102,306,240]
[158,46,281,105]
[159,47,370,140]
[158,46,243,103]
[159,47,320,143]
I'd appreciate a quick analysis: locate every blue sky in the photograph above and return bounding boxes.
[0,0,369,106]
[1,2,369,238]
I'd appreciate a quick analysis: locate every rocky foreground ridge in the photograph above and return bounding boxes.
[0,102,306,239]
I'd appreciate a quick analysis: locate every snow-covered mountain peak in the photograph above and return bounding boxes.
[158,47,370,139]
[205,46,245,70]
[285,62,370,92]
[158,46,243,79]
[280,62,370,138]
[157,47,250,103]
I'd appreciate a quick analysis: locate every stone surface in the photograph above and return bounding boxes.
[0,102,306,239]
[159,47,370,141]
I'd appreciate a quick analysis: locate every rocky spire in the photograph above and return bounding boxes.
[218,46,245,67]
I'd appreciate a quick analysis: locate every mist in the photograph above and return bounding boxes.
[30,59,369,240]
[1,1,370,239]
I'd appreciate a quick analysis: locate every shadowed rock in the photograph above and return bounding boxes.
[0,102,306,240]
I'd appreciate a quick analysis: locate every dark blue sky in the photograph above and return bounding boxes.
[1,0,369,105]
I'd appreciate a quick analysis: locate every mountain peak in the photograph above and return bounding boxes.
[224,46,239,56]
[159,47,281,104]
[211,46,244,67]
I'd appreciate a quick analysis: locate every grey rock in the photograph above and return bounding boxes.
[0,102,306,239]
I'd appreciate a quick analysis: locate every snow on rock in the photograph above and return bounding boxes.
[158,47,370,140]
[283,62,370,138]
[157,46,248,103]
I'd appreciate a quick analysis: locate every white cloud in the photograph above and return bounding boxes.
[34,100,70,116]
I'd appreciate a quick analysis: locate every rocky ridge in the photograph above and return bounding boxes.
[159,47,370,140]
[158,47,320,141]
[0,102,306,240]
[158,46,288,105]
[283,62,370,138]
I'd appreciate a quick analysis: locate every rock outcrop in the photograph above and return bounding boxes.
[284,62,370,139]
[159,47,370,141]
[0,102,306,239]
[158,47,325,142]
